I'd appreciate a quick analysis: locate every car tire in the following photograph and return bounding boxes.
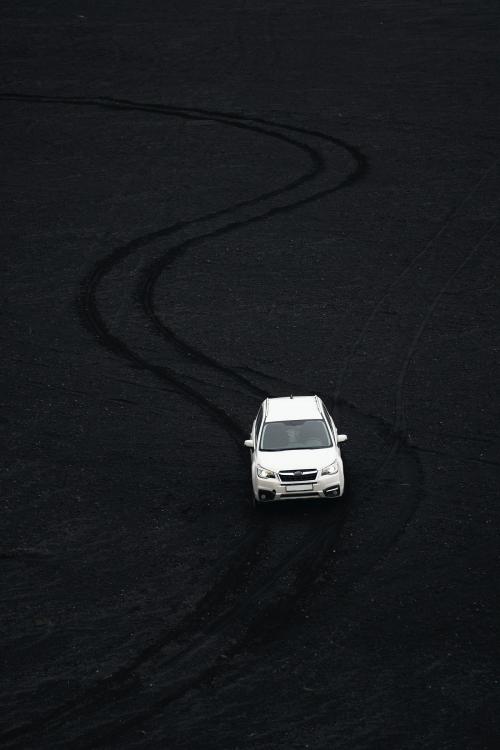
[251,493,261,509]
[339,483,349,500]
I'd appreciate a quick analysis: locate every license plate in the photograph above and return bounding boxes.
[285,484,313,492]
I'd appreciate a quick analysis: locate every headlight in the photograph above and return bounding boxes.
[321,461,338,475]
[257,466,276,479]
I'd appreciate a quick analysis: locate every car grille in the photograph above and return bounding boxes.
[279,469,317,483]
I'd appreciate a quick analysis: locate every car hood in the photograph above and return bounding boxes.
[256,447,336,472]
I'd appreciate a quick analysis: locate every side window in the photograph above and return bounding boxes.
[255,405,264,441]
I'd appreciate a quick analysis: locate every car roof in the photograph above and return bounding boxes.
[265,395,322,422]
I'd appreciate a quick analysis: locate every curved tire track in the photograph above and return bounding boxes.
[0,92,367,748]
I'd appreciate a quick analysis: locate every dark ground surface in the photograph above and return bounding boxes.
[1,1,500,748]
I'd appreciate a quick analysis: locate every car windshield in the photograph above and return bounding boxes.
[260,419,332,451]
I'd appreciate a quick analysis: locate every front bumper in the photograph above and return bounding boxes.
[254,473,344,502]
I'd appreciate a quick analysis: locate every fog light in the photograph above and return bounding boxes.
[325,486,340,497]
[259,490,275,501]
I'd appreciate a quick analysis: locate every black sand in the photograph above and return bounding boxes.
[1,1,499,748]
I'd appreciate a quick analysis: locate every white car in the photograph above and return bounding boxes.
[244,395,347,506]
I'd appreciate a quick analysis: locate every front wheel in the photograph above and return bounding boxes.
[251,492,261,509]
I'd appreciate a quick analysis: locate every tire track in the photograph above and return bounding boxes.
[5,91,460,750]
[3,90,446,750]
[0,92,367,748]
[5,90,476,748]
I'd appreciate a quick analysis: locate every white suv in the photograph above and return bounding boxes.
[244,395,347,506]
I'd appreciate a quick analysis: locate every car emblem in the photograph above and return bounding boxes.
[293,471,303,478]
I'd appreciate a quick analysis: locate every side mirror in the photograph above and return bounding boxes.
[244,439,254,449]
[337,434,348,443]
